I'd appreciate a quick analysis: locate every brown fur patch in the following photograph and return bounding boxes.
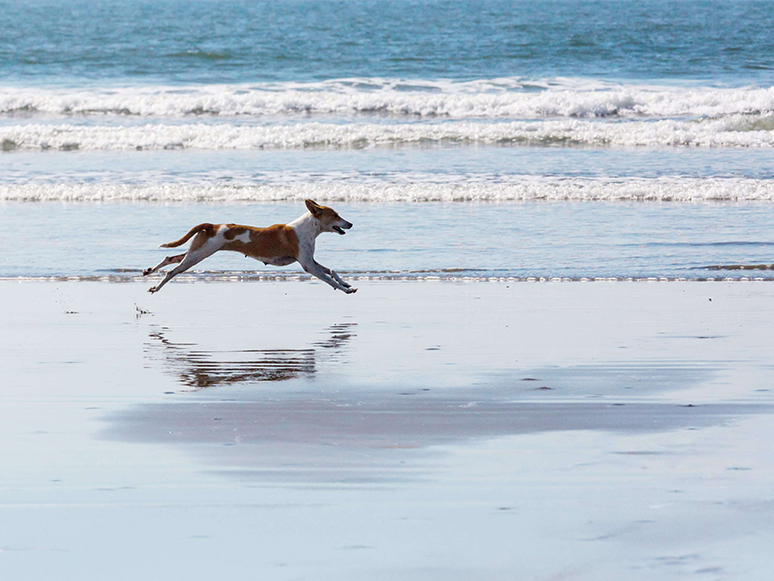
[306,200,341,225]
[317,207,339,224]
[222,223,300,260]
[223,226,247,240]
[188,224,217,251]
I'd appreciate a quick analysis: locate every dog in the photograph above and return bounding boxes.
[143,199,357,294]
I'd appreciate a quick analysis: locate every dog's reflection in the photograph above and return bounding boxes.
[146,323,356,389]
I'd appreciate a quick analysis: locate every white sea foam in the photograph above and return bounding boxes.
[2,114,774,151]
[4,177,774,202]
[2,80,774,119]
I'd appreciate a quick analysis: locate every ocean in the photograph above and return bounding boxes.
[3,0,774,281]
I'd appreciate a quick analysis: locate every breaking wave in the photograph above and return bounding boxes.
[2,114,774,151]
[2,79,774,119]
[5,177,774,202]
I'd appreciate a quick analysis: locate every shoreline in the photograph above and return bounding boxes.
[4,273,774,283]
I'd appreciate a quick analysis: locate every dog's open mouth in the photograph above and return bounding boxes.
[333,226,346,235]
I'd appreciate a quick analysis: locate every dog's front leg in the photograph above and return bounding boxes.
[300,259,357,294]
[315,260,352,289]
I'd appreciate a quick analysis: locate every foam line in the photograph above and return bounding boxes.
[2,115,774,151]
[4,178,774,202]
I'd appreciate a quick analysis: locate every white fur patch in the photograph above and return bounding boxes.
[218,225,252,244]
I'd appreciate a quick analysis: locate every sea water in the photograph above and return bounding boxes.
[3,0,774,280]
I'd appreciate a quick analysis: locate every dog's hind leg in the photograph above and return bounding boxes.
[148,244,219,294]
[142,253,186,277]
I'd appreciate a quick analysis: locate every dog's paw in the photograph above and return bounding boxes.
[147,287,157,294]
[344,287,358,294]
[142,268,152,277]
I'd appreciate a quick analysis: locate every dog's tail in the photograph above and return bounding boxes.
[160,223,215,248]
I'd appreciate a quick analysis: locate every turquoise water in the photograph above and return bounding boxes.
[3,0,774,85]
[3,0,774,280]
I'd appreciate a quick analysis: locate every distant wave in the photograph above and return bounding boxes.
[2,79,774,119]
[2,114,774,151]
[4,177,774,202]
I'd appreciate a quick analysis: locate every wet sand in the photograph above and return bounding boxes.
[2,280,774,580]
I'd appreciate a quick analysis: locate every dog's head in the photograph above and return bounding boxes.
[305,199,353,235]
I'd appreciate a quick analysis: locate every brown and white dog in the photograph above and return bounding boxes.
[143,199,356,294]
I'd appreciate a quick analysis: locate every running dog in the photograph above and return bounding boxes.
[143,199,356,294]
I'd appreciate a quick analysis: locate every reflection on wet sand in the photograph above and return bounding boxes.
[107,355,771,483]
[145,323,356,389]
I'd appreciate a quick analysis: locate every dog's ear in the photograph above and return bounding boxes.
[305,199,323,216]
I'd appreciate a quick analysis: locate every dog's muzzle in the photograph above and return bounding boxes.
[333,221,353,235]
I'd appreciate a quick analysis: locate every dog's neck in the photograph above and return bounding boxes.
[289,211,325,237]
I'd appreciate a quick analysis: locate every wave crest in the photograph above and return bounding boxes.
[2,80,774,119]
[2,115,774,151]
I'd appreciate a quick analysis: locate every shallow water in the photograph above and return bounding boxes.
[3,200,774,281]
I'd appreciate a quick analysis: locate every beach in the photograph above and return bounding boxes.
[4,0,774,577]
[2,279,774,579]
